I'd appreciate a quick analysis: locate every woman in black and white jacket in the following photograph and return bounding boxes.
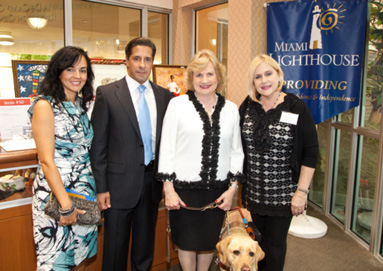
[239,54,319,271]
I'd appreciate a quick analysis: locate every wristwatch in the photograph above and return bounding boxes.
[229,182,239,190]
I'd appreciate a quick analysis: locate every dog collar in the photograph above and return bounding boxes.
[215,257,232,271]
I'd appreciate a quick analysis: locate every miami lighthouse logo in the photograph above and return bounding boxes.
[310,4,346,50]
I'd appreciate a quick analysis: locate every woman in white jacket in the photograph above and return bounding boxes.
[157,49,244,271]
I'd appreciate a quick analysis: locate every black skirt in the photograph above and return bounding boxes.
[169,187,226,251]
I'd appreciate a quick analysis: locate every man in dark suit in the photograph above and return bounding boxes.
[90,37,173,271]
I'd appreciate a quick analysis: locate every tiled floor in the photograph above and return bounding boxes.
[161,204,383,271]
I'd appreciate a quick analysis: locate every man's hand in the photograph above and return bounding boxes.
[97,192,111,211]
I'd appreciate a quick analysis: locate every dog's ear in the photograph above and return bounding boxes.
[255,242,265,262]
[216,237,232,264]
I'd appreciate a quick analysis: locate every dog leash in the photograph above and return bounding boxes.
[215,209,232,271]
[165,209,171,264]
[216,208,248,271]
[180,201,220,211]
[228,207,256,240]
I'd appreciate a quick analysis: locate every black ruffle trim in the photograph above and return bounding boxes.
[172,179,230,190]
[187,91,225,183]
[245,93,298,152]
[155,172,176,182]
[155,174,229,190]
[156,171,245,190]
[227,171,246,184]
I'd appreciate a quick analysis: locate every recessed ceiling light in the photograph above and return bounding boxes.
[0,31,14,46]
[27,17,48,29]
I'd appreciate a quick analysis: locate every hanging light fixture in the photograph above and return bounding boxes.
[27,17,48,29]
[0,32,15,46]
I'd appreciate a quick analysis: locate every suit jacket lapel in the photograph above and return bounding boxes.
[114,78,141,137]
[151,82,165,147]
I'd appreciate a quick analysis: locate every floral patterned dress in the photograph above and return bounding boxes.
[28,96,97,271]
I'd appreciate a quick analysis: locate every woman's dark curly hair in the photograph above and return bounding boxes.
[39,46,94,111]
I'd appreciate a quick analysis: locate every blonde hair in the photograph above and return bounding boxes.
[184,49,226,93]
[247,54,284,101]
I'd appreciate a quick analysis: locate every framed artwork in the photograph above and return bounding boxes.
[11,59,127,98]
[152,65,187,96]
[12,60,49,98]
[91,62,127,93]
[87,61,127,118]
[90,58,125,65]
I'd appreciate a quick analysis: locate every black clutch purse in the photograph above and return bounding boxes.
[44,192,102,225]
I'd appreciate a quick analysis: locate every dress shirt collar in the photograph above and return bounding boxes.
[125,73,151,93]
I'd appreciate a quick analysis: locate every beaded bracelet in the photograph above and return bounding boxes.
[229,182,239,190]
[59,204,75,217]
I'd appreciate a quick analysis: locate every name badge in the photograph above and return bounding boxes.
[280,111,299,125]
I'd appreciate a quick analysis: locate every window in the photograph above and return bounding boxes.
[362,11,382,131]
[351,136,377,243]
[72,0,140,60]
[0,0,170,99]
[148,11,169,64]
[0,0,64,98]
[72,1,169,63]
[310,120,330,207]
[195,3,228,66]
[327,0,383,254]
[331,129,352,224]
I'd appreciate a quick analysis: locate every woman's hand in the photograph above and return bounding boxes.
[292,166,314,216]
[163,182,186,210]
[58,208,86,226]
[291,190,307,216]
[216,186,236,211]
[164,190,186,210]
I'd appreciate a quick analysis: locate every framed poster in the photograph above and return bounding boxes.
[12,60,49,98]
[11,59,127,97]
[152,65,187,96]
[91,62,127,93]
[87,61,127,118]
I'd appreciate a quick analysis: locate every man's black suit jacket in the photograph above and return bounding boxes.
[90,77,172,209]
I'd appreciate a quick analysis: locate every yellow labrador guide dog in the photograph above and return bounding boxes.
[216,208,264,271]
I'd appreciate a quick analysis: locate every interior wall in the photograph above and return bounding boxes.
[227,0,284,105]
[171,0,283,106]
[226,0,255,105]
[171,0,193,66]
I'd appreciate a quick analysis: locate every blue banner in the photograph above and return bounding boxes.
[267,0,368,124]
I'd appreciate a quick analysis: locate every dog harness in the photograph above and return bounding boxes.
[216,207,257,271]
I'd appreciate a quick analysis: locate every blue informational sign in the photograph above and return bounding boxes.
[267,0,368,124]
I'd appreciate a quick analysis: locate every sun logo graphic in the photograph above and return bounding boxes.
[310,4,346,50]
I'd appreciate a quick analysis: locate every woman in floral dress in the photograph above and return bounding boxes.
[28,46,97,271]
